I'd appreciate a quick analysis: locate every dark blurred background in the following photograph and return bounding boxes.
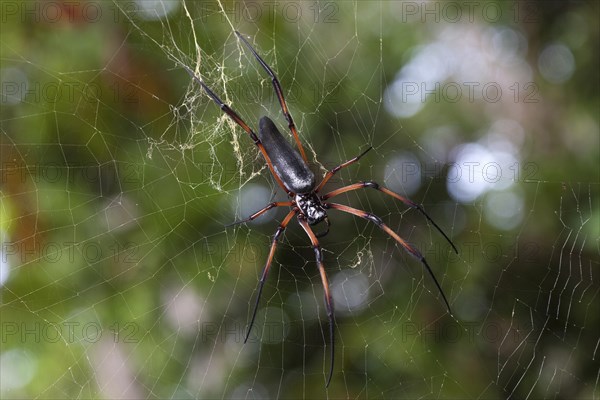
[1,1,598,399]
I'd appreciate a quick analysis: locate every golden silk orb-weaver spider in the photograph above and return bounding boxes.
[183,31,458,388]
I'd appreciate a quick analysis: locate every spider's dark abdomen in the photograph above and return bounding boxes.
[258,116,315,194]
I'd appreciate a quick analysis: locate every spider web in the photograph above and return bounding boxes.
[1,1,598,399]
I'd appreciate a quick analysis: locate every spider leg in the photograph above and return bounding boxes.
[226,201,293,228]
[325,202,452,313]
[297,216,335,388]
[315,147,373,193]
[182,64,291,195]
[235,31,308,163]
[322,181,458,254]
[244,209,298,343]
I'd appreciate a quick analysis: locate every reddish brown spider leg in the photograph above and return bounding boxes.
[322,181,458,254]
[226,201,293,227]
[182,64,291,195]
[314,147,372,193]
[235,31,308,163]
[325,202,452,313]
[244,209,298,344]
[297,216,335,388]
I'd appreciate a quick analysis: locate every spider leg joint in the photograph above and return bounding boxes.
[362,181,380,189]
[364,212,384,226]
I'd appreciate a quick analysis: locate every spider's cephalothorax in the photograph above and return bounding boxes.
[295,193,327,225]
[184,30,458,388]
